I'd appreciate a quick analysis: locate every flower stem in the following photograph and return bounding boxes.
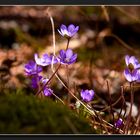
[66,65,71,105]
[106,80,115,124]
[125,82,134,134]
[66,38,70,50]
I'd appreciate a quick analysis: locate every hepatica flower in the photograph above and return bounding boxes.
[58,24,79,38]
[24,60,42,76]
[58,49,77,65]
[43,88,53,96]
[34,53,58,66]
[125,55,140,70]
[114,118,123,128]
[124,55,140,82]
[80,89,95,102]
[41,78,53,96]
[124,68,138,82]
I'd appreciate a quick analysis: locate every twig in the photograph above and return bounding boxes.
[101,5,110,22]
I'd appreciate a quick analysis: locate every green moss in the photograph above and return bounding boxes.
[0,94,98,134]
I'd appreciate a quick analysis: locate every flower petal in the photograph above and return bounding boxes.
[66,49,73,59]
[60,24,68,36]
[44,88,53,96]
[34,53,40,65]
[70,54,77,63]
[68,24,75,32]
[124,69,132,82]
[125,55,130,66]
[59,50,66,59]
[70,26,79,37]
[129,56,137,66]
[132,69,138,81]
[80,89,94,102]
[57,29,63,36]
[60,24,67,31]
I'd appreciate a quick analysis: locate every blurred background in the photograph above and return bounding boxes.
[0,6,140,120]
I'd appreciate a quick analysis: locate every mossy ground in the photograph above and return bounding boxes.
[0,93,98,134]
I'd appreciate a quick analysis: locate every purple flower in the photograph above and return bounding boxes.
[114,118,123,128]
[80,89,95,102]
[31,76,53,96]
[31,75,42,89]
[24,60,42,76]
[44,88,53,96]
[58,49,77,65]
[124,55,140,82]
[58,24,79,38]
[34,53,58,66]
[124,68,138,82]
[125,55,140,70]
[41,78,53,96]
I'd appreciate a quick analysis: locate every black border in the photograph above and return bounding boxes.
[0,0,140,5]
[0,135,140,140]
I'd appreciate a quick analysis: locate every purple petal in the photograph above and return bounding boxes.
[50,55,58,64]
[37,66,43,73]
[34,53,56,66]
[59,50,66,59]
[70,54,77,63]
[135,64,140,69]
[60,24,68,36]
[68,25,79,37]
[125,55,130,66]
[68,24,75,32]
[80,89,94,102]
[124,68,138,82]
[114,118,123,128]
[41,78,49,85]
[44,88,53,96]
[31,75,42,89]
[60,24,67,31]
[132,69,138,81]
[70,26,79,37]
[129,56,137,66]
[124,69,132,82]
[136,71,140,82]
[66,49,73,59]
[74,26,79,32]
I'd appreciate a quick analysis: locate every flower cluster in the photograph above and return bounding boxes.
[124,55,140,82]
[24,23,138,133]
[24,55,54,96]
[24,24,79,97]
